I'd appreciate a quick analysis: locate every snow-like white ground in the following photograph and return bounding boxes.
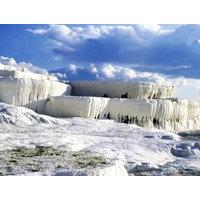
[0,102,200,175]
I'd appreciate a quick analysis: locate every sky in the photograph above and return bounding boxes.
[0,24,199,75]
[0,24,200,76]
[1,24,200,100]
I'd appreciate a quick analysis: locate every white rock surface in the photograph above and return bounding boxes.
[42,161,128,176]
[0,68,71,112]
[45,96,200,131]
[92,161,128,176]
[1,102,200,176]
[71,81,175,99]
[21,162,128,176]
[0,102,178,167]
[0,66,57,81]
[45,96,109,118]
[0,64,199,132]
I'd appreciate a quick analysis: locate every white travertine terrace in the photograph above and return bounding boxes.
[45,96,109,118]
[0,66,57,81]
[44,96,200,131]
[71,81,175,99]
[0,65,200,131]
[0,67,71,112]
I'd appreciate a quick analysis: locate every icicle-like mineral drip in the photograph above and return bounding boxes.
[0,70,71,113]
[45,96,200,131]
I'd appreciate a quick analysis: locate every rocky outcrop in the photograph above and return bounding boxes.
[0,68,71,113]
[44,96,200,131]
[71,81,175,99]
[0,66,199,132]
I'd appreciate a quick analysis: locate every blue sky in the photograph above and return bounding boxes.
[0,24,200,78]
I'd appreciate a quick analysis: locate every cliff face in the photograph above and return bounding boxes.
[71,81,175,99]
[45,96,109,118]
[44,96,200,131]
[0,69,71,113]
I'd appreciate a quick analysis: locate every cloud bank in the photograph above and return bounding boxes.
[27,24,200,78]
[52,63,167,83]
[0,56,48,75]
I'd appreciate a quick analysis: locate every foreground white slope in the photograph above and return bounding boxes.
[1,102,200,176]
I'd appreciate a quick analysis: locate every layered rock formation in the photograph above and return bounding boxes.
[71,81,174,99]
[44,96,200,131]
[0,67,71,112]
[0,65,200,132]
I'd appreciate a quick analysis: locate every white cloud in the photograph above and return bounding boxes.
[89,65,98,74]
[170,77,200,101]
[56,72,67,79]
[27,24,189,67]
[27,24,173,45]
[173,65,191,70]
[68,64,77,73]
[101,64,117,78]
[0,56,48,75]
[27,28,47,35]
[27,25,109,44]
[53,56,63,61]
[0,56,17,66]
[137,24,174,35]
[96,64,167,83]
[56,63,167,83]
[26,24,200,76]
